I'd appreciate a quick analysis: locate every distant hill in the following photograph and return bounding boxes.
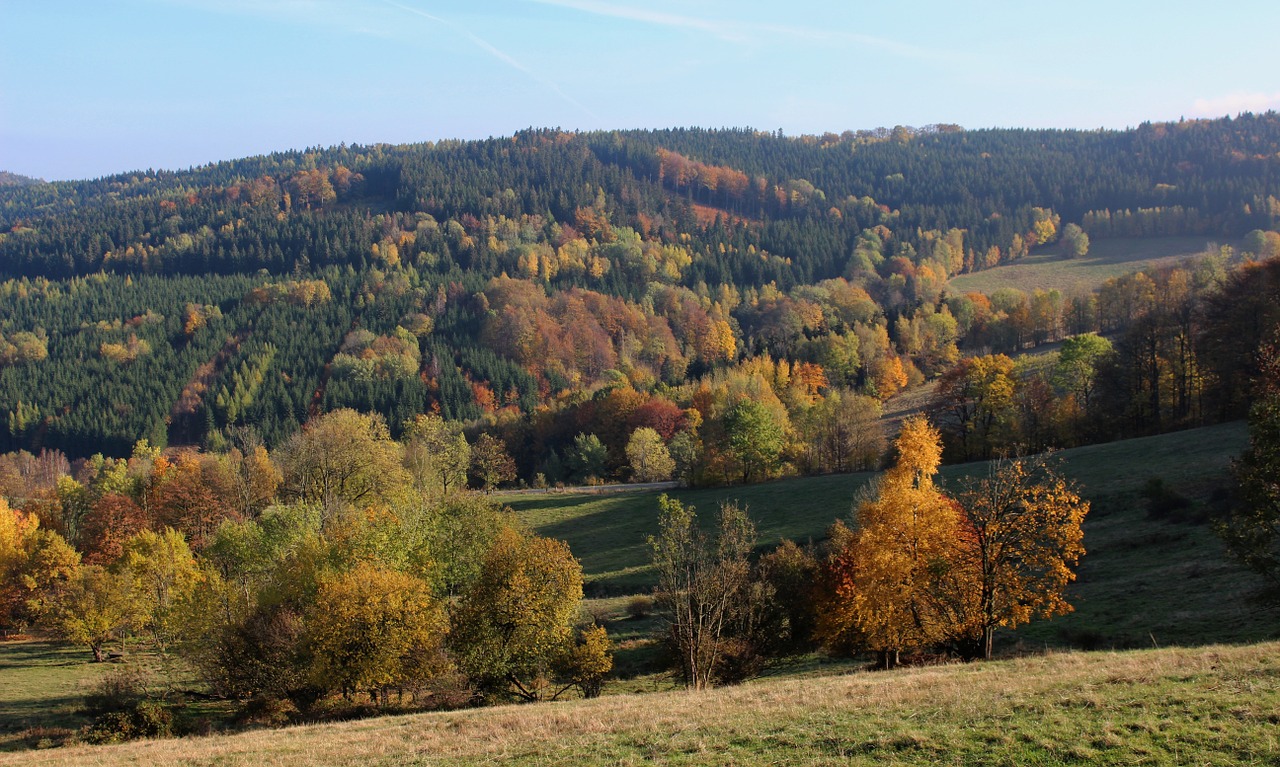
[0,171,42,187]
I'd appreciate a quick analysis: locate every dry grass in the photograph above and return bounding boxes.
[4,642,1276,766]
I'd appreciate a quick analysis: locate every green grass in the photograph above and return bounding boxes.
[948,236,1220,296]
[510,421,1278,648]
[0,639,112,750]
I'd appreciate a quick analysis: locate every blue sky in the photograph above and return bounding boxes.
[4,0,1279,180]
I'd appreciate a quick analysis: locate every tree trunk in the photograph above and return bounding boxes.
[91,644,105,663]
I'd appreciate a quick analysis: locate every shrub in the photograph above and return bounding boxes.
[625,595,654,619]
[1142,477,1191,519]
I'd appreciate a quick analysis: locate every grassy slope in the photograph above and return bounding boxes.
[0,640,115,748]
[510,421,1278,648]
[3,641,1277,766]
[948,236,1218,296]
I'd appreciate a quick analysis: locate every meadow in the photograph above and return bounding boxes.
[947,236,1220,296]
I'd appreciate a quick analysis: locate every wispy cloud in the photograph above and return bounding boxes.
[1192,92,1280,117]
[526,0,960,64]
[383,0,600,120]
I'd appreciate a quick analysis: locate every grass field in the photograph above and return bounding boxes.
[3,641,1276,766]
[948,236,1220,296]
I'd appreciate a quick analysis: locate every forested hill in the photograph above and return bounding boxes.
[1,116,1279,461]
[4,117,1280,283]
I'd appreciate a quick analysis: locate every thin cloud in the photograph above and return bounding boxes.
[1192,92,1280,117]
[527,0,958,63]
[383,0,600,120]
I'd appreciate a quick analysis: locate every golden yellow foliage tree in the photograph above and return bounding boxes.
[829,416,965,668]
[951,454,1088,659]
[0,499,79,635]
[45,565,135,661]
[306,563,448,704]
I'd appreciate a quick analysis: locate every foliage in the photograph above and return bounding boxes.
[450,526,587,701]
[1218,331,1280,594]
[951,453,1089,658]
[626,427,674,483]
[820,417,964,667]
[305,563,449,702]
[44,565,135,662]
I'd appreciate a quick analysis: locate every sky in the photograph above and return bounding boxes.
[3,0,1280,181]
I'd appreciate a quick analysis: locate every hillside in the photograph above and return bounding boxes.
[0,118,1279,462]
[3,641,1276,766]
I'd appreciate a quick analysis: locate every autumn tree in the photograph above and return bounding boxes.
[626,427,675,483]
[826,417,964,668]
[932,354,1018,461]
[0,500,79,635]
[117,528,202,652]
[551,623,613,699]
[649,495,756,689]
[450,526,587,701]
[1060,223,1090,258]
[951,453,1088,659]
[469,433,516,491]
[45,565,135,661]
[403,414,470,496]
[305,563,449,704]
[278,409,411,519]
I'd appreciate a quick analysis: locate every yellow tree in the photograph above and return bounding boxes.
[0,499,79,636]
[306,563,448,704]
[449,526,585,701]
[117,528,202,652]
[45,565,135,661]
[952,454,1088,659]
[839,416,965,668]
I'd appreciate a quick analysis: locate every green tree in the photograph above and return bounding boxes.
[566,432,609,484]
[1219,332,1280,594]
[626,427,675,483]
[724,398,785,484]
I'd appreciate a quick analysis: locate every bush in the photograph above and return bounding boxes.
[625,595,654,619]
[84,666,150,715]
[1141,477,1191,519]
[85,699,172,744]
